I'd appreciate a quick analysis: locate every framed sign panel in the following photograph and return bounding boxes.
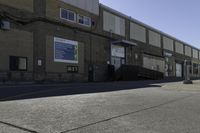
[54,37,78,64]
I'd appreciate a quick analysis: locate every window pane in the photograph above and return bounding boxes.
[61,9,67,19]
[10,56,18,71]
[78,15,84,24]
[84,17,91,26]
[68,12,75,21]
[19,58,27,70]
[61,9,76,22]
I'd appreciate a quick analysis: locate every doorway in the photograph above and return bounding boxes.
[111,45,125,70]
[111,57,125,70]
[176,63,183,77]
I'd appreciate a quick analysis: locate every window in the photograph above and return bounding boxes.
[60,8,76,22]
[10,56,27,71]
[193,63,199,75]
[77,14,91,27]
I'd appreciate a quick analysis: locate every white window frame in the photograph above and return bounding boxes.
[60,8,76,23]
[77,14,91,27]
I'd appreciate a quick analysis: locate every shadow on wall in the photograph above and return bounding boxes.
[0,80,164,102]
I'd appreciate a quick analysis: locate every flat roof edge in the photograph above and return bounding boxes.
[100,3,199,50]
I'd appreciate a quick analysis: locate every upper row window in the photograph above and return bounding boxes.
[60,8,76,22]
[77,15,91,27]
[60,8,91,27]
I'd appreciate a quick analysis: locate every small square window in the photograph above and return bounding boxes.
[10,56,27,71]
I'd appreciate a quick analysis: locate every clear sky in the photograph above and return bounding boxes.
[100,0,200,49]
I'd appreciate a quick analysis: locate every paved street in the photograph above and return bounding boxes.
[0,80,200,133]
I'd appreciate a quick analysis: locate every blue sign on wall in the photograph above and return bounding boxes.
[54,37,78,63]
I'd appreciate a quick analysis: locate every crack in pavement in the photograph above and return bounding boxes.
[60,94,196,133]
[0,121,39,133]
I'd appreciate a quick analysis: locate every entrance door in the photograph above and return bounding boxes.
[176,63,182,77]
[111,45,125,70]
[111,57,125,70]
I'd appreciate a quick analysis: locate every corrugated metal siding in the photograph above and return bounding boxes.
[149,30,161,48]
[143,55,165,73]
[193,49,198,59]
[199,51,200,59]
[163,37,174,51]
[103,11,125,36]
[185,46,192,57]
[60,0,99,15]
[130,22,146,43]
[175,41,184,54]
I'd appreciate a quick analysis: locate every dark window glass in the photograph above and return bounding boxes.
[68,12,75,21]
[84,17,91,26]
[193,63,199,75]
[78,15,84,24]
[78,14,91,26]
[10,56,27,71]
[61,9,76,22]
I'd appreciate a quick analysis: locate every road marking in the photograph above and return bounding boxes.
[0,121,38,133]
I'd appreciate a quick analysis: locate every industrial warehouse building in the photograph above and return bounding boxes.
[0,0,200,82]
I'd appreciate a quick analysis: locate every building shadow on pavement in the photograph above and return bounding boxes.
[0,80,166,102]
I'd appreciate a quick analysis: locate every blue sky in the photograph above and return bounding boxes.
[100,0,200,49]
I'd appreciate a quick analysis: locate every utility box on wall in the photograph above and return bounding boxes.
[0,20,10,30]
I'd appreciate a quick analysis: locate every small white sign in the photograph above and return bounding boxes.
[38,59,42,66]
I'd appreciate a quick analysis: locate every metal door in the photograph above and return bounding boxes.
[111,57,125,70]
[176,63,182,77]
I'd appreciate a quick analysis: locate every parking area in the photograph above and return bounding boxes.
[0,80,200,133]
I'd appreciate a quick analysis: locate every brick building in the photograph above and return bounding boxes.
[0,0,199,82]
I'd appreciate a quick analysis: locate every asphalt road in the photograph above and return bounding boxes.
[0,80,200,133]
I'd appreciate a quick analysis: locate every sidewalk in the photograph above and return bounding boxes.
[161,80,200,92]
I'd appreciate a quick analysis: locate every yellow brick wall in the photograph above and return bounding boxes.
[46,0,93,21]
[0,29,33,71]
[0,0,33,12]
